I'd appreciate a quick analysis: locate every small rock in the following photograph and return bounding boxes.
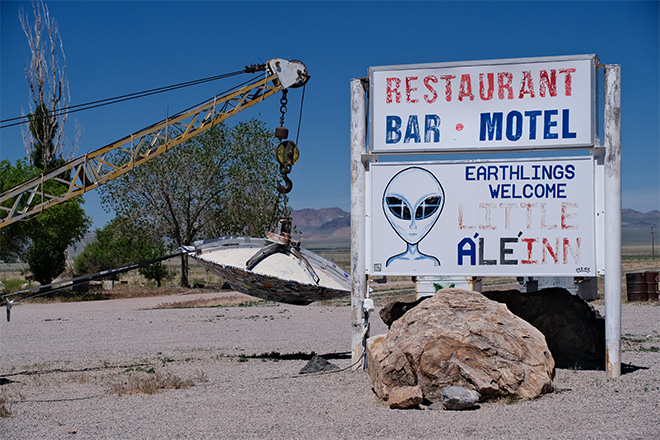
[388,385,423,409]
[441,385,480,410]
[299,355,339,374]
[426,401,445,411]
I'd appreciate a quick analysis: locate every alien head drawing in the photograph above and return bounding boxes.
[382,167,445,267]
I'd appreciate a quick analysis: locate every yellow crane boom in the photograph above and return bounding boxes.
[0,59,309,229]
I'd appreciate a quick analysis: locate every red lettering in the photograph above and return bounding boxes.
[457,204,475,229]
[406,76,419,103]
[563,237,581,263]
[561,202,578,229]
[520,202,537,230]
[521,238,537,264]
[479,73,494,100]
[559,68,576,96]
[499,203,516,229]
[458,74,474,101]
[479,203,497,230]
[518,70,535,98]
[542,238,560,264]
[439,75,455,102]
[498,72,514,100]
[539,70,557,97]
[423,75,438,104]
[541,203,557,230]
[386,77,401,103]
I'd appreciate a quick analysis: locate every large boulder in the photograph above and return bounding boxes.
[367,289,555,403]
[482,288,605,369]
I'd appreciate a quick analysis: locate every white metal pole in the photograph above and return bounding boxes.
[603,64,622,378]
[350,78,368,367]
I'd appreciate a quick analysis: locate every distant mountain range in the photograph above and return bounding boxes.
[290,207,659,249]
[291,208,350,249]
[621,208,659,246]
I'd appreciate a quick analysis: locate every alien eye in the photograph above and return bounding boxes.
[386,196,411,220]
[415,196,442,220]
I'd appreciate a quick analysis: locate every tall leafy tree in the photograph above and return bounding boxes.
[100,119,288,287]
[20,0,80,168]
[0,1,90,285]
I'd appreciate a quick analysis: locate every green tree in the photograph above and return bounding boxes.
[75,217,173,287]
[100,119,288,287]
[0,159,36,261]
[0,159,90,284]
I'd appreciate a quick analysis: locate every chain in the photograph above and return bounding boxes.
[279,89,288,126]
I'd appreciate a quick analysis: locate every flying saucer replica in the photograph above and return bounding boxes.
[186,235,351,306]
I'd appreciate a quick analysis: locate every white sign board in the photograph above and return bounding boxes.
[369,55,596,153]
[368,156,596,276]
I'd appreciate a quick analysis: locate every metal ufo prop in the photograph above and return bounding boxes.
[185,237,351,305]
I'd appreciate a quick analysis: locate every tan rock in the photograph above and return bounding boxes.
[388,385,423,409]
[366,334,389,398]
[369,289,555,402]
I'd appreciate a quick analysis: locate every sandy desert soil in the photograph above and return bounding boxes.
[1,290,659,439]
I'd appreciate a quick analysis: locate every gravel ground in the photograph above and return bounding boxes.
[1,291,659,439]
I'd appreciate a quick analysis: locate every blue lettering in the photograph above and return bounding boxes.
[562,109,577,138]
[404,115,421,143]
[525,110,542,140]
[488,184,501,198]
[480,112,503,141]
[465,166,476,180]
[386,116,401,143]
[424,114,441,142]
[557,183,566,198]
[458,234,478,266]
[564,164,575,179]
[544,109,559,139]
[506,110,523,141]
[476,166,487,180]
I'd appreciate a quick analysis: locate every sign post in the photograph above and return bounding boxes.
[603,64,622,378]
[350,78,369,367]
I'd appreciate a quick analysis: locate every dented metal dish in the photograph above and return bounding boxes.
[186,237,350,305]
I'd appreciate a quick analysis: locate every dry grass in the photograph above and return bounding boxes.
[156,294,264,309]
[0,390,12,418]
[111,370,207,396]
[105,286,193,300]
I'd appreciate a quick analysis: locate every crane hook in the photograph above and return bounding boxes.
[275,140,299,194]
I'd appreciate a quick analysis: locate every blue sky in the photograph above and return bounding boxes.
[1,0,658,230]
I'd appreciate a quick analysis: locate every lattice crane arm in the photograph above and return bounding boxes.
[0,59,309,229]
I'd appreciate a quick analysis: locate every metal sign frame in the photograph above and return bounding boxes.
[366,156,597,277]
[369,54,598,154]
